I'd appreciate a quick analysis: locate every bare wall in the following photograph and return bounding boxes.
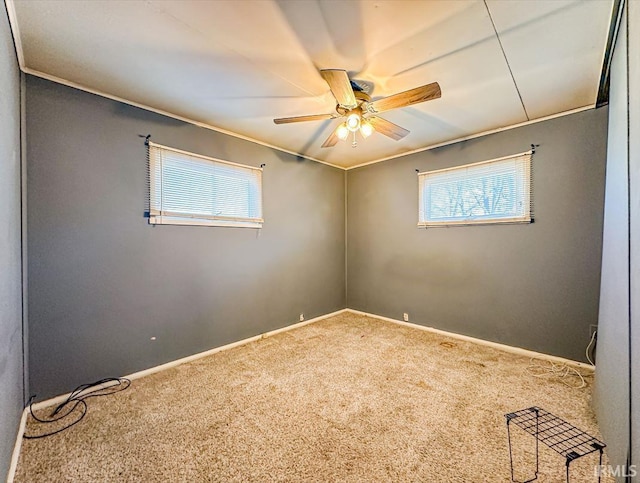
[0,1,24,478]
[26,76,346,400]
[594,1,640,477]
[631,0,640,474]
[593,4,630,474]
[347,108,608,362]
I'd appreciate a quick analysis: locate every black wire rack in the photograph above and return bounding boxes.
[505,406,606,483]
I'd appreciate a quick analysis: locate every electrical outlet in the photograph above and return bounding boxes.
[589,324,598,339]
[403,313,409,322]
[300,313,304,322]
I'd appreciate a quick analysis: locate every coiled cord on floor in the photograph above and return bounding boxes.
[525,330,597,389]
[24,377,131,439]
[525,359,591,389]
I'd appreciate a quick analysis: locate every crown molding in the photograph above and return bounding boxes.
[346,104,596,170]
[22,67,344,171]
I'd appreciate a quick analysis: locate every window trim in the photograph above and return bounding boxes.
[417,150,533,228]
[147,141,263,229]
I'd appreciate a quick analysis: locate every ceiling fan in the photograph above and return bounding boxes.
[273,69,441,148]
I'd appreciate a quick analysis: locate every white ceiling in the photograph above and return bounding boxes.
[8,0,613,169]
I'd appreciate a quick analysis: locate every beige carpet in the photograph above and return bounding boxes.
[16,312,611,482]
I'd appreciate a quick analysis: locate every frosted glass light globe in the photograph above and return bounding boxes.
[336,123,349,140]
[346,113,361,132]
[360,121,374,138]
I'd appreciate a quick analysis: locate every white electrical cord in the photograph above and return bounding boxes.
[585,329,597,365]
[526,358,588,388]
[525,329,598,388]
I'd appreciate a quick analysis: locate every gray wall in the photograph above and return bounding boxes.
[347,108,608,362]
[0,2,24,480]
[593,3,630,476]
[26,76,345,400]
[594,1,640,478]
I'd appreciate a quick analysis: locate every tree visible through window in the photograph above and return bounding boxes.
[418,151,532,227]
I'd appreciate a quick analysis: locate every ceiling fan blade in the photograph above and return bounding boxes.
[368,117,410,141]
[368,82,441,114]
[320,69,358,109]
[274,113,335,124]
[321,130,339,148]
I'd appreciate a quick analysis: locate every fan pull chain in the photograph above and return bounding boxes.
[352,131,357,148]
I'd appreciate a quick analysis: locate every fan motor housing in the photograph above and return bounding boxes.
[336,91,370,116]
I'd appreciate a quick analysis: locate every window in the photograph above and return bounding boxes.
[418,151,532,227]
[148,142,263,228]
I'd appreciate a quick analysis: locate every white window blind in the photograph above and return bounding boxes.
[148,142,263,228]
[418,151,532,227]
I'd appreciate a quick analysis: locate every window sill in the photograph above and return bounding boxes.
[149,215,263,229]
[418,217,532,228]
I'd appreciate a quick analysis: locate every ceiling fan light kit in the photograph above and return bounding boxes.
[336,123,349,141]
[346,111,361,131]
[360,121,374,138]
[273,69,441,149]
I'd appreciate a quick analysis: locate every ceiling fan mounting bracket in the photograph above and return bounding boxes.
[353,91,371,103]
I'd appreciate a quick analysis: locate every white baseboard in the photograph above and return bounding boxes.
[121,308,348,384]
[8,306,592,482]
[29,308,348,412]
[6,407,28,483]
[345,309,594,371]
[7,308,347,482]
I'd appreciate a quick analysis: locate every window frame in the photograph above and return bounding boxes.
[417,151,533,228]
[147,142,264,229]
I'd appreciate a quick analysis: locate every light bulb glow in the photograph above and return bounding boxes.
[346,112,361,132]
[360,121,374,138]
[336,123,349,140]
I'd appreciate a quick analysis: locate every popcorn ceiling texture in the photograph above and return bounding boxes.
[15,313,611,482]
